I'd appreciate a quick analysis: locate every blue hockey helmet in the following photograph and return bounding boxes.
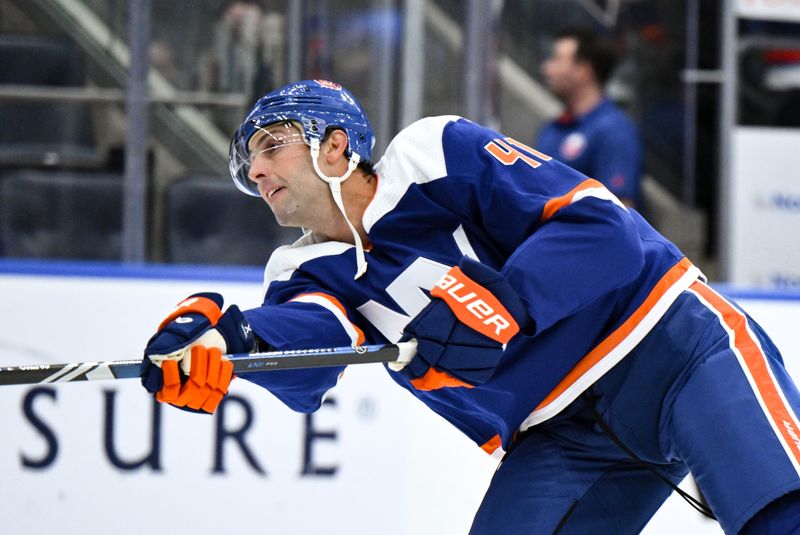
[228,79,375,197]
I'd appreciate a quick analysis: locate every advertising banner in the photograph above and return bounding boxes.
[1,266,799,534]
[737,0,800,22]
[730,127,800,289]
[0,270,496,535]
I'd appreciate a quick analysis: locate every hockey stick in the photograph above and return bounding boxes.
[0,341,418,386]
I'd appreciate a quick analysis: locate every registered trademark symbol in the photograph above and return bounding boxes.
[357,397,377,421]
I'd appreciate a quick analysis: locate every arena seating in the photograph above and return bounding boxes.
[164,175,300,265]
[0,34,101,169]
[0,169,123,260]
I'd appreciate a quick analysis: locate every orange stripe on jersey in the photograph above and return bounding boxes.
[541,178,606,222]
[289,292,366,345]
[480,434,503,456]
[294,292,349,315]
[535,258,694,411]
[159,296,222,330]
[411,368,475,391]
[690,282,800,472]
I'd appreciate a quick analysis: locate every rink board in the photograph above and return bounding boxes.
[0,260,798,535]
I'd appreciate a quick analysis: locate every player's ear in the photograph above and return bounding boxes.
[323,128,349,163]
[576,60,595,83]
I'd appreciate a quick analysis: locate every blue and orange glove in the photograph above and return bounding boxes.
[400,257,530,390]
[140,293,255,413]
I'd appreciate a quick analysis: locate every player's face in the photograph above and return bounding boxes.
[542,37,581,99]
[247,123,337,229]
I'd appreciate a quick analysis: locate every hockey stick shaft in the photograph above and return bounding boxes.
[0,342,417,386]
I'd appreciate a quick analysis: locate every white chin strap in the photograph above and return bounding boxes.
[309,138,368,279]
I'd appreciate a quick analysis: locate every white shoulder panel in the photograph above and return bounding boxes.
[264,232,353,286]
[363,115,462,231]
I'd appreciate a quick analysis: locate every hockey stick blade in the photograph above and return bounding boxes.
[0,341,418,386]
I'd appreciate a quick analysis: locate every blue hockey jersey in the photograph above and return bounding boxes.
[239,116,702,457]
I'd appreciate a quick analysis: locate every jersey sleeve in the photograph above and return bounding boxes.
[437,117,646,335]
[238,274,366,413]
[498,182,644,333]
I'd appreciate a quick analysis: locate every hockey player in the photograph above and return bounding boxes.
[140,80,800,533]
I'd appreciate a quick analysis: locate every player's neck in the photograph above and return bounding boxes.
[321,171,376,246]
[566,86,604,117]
[324,215,370,246]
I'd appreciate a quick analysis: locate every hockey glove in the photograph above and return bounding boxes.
[400,257,529,390]
[140,292,255,413]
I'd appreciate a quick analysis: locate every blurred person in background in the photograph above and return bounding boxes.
[537,26,643,210]
[139,80,800,534]
[199,1,283,132]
